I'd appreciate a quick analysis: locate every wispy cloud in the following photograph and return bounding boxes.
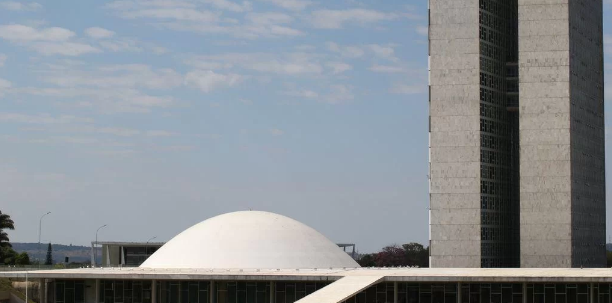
[0,54,6,67]
[0,24,100,56]
[85,27,115,39]
[146,130,177,137]
[415,25,428,36]
[391,83,426,95]
[0,112,93,124]
[310,9,396,29]
[0,78,11,97]
[187,52,324,75]
[368,44,398,61]
[324,84,353,104]
[326,42,364,58]
[326,62,352,74]
[258,0,312,11]
[327,42,397,61]
[282,89,319,99]
[0,1,42,11]
[40,64,183,89]
[203,0,251,12]
[107,0,301,38]
[184,70,243,92]
[369,64,404,73]
[0,24,74,41]
[270,128,284,136]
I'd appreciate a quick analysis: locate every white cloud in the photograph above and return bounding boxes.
[42,64,183,89]
[18,62,180,113]
[326,62,352,74]
[0,1,42,11]
[324,84,353,104]
[187,52,323,75]
[0,24,100,56]
[282,89,318,99]
[0,54,6,67]
[0,24,74,41]
[326,42,364,58]
[391,83,426,95]
[246,12,292,25]
[184,70,242,92]
[97,127,141,137]
[107,1,300,38]
[0,78,11,96]
[203,0,251,12]
[416,25,428,36]
[270,128,284,136]
[32,42,101,56]
[0,112,93,124]
[327,42,397,61]
[369,64,404,73]
[99,39,143,52]
[120,7,219,23]
[259,0,311,11]
[146,130,176,137]
[368,44,397,61]
[311,9,396,29]
[85,27,116,39]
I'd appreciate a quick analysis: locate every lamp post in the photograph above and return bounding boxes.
[38,211,51,267]
[146,236,157,255]
[94,224,107,267]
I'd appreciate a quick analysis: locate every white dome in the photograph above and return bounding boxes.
[140,211,360,269]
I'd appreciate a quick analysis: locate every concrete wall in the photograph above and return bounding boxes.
[518,0,573,268]
[428,0,482,268]
[518,0,605,268]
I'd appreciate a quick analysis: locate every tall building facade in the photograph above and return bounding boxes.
[428,0,605,268]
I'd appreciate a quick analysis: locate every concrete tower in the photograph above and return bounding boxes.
[428,0,605,268]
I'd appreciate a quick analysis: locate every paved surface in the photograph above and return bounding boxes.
[294,276,383,303]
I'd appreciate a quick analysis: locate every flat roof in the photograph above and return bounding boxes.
[92,242,165,246]
[4,268,612,283]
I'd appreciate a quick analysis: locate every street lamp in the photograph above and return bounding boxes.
[94,224,107,267]
[38,211,51,267]
[146,236,157,256]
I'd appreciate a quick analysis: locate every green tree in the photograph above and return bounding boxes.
[357,254,376,267]
[14,252,30,266]
[0,211,15,248]
[45,243,53,265]
[402,242,429,268]
[1,247,17,265]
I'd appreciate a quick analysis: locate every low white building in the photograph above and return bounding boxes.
[2,211,612,303]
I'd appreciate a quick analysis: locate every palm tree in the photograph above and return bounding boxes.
[0,211,15,248]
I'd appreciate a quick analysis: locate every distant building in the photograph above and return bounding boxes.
[92,241,356,266]
[91,242,164,267]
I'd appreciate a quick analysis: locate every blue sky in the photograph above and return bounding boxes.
[0,0,610,253]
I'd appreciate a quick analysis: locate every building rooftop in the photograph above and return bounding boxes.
[4,267,612,283]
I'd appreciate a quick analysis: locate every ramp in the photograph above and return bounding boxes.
[295,275,384,303]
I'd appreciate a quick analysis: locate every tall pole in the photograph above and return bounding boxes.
[38,212,51,268]
[146,236,157,256]
[25,271,28,303]
[94,224,107,267]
